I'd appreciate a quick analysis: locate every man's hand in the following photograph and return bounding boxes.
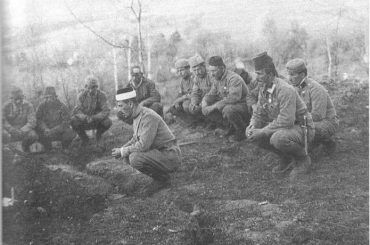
[189,103,200,112]
[44,128,51,137]
[111,148,122,159]
[87,116,94,124]
[9,127,21,137]
[174,102,182,111]
[202,104,216,116]
[246,128,265,142]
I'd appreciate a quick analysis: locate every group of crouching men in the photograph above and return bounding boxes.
[3,52,339,195]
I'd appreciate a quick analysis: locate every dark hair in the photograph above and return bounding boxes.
[300,68,308,76]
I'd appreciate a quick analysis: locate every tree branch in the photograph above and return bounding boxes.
[64,0,131,49]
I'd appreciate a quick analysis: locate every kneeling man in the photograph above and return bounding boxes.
[112,87,182,195]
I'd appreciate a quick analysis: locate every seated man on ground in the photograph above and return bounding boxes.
[286,58,339,154]
[71,76,112,147]
[2,86,38,152]
[167,59,196,125]
[201,56,250,142]
[188,55,213,128]
[112,87,181,196]
[245,52,315,179]
[36,86,76,152]
[126,65,163,117]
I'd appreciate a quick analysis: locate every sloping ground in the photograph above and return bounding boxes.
[2,83,369,244]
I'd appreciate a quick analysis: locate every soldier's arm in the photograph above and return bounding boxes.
[250,91,268,128]
[50,102,71,132]
[214,76,244,110]
[190,82,202,105]
[91,92,110,121]
[263,88,296,132]
[2,104,15,131]
[310,85,328,121]
[140,82,161,106]
[72,93,87,119]
[36,103,49,132]
[202,83,217,106]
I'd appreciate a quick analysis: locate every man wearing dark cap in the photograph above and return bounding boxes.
[112,87,181,196]
[168,59,194,117]
[126,65,163,117]
[201,56,250,142]
[2,86,38,152]
[246,52,315,179]
[36,86,76,151]
[188,55,213,123]
[71,76,112,147]
[286,58,339,154]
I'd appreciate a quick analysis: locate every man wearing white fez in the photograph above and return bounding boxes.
[245,52,315,179]
[71,76,112,147]
[188,55,213,124]
[286,58,338,154]
[201,56,250,142]
[168,59,194,116]
[112,87,181,196]
[126,65,163,117]
[36,86,76,151]
[2,86,38,152]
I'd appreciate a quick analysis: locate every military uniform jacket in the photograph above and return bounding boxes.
[191,73,212,105]
[251,77,314,133]
[127,77,161,106]
[203,70,249,110]
[73,89,110,120]
[36,99,71,131]
[125,106,177,153]
[296,77,337,122]
[3,100,36,131]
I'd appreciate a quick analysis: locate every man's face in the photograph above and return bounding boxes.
[117,100,134,119]
[256,69,272,86]
[131,70,143,83]
[192,64,206,78]
[44,95,56,103]
[177,67,191,79]
[12,97,23,106]
[288,70,305,86]
[209,65,224,80]
[87,85,98,96]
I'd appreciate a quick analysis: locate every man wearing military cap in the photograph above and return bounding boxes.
[112,87,181,196]
[246,52,315,179]
[168,59,194,117]
[2,86,39,152]
[36,86,76,151]
[71,76,112,147]
[286,58,338,154]
[201,56,250,142]
[125,65,163,117]
[188,55,213,124]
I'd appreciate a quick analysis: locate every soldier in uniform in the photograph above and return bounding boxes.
[245,52,315,178]
[286,58,339,154]
[36,86,76,151]
[168,59,194,116]
[71,76,112,147]
[112,87,181,196]
[2,86,38,152]
[188,55,213,126]
[201,56,250,142]
[126,65,163,117]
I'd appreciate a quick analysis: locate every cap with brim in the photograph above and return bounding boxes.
[11,86,24,99]
[286,58,306,73]
[44,86,57,96]
[131,65,142,74]
[175,59,190,69]
[85,76,98,88]
[189,55,205,68]
[116,87,137,101]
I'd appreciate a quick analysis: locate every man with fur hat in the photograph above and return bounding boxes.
[168,58,194,117]
[112,87,181,196]
[71,75,112,147]
[125,65,163,117]
[286,58,339,154]
[201,56,250,142]
[2,86,38,152]
[36,86,76,151]
[245,52,315,179]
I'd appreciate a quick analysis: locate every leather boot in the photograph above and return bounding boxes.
[290,155,311,179]
[272,155,295,174]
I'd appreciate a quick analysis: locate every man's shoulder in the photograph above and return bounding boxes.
[306,78,326,91]
[275,78,296,95]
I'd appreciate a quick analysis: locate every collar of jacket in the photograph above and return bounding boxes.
[295,76,308,89]
[263,78,277,95]
[132,105,143,119]
[130,77,144,89]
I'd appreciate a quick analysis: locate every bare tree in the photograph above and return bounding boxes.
[128,0,145,72]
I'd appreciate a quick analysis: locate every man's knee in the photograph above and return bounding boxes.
[62,127,76,142]
[270,131,291,150]
[98,117,112,131]
[70,116,83,129]
[222,105,237,119]
[182,100,191,113]
[26,130,39,141]
[129,152,144,170]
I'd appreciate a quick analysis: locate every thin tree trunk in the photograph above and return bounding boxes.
[128,36,132,82]
[113,48,118,91]
[147,38,152,79]
[325,35,332,79]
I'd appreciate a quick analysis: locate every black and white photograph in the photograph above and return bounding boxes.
[1,0,369,244]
